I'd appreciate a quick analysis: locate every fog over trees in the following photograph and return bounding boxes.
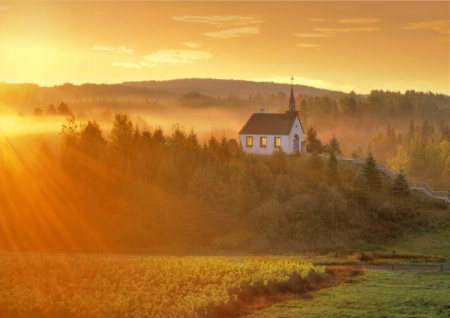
[0,81,449,253]
[1,111,448,254]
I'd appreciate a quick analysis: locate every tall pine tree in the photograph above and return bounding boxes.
[363,152,381,191]
[391,169,410,196]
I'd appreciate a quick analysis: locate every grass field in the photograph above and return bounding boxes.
[0,253,338,318]
[244,225,450,317]
[245,270,450,318]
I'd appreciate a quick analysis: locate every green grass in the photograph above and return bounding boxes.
[245,270,450,318]
[362,223,450,265]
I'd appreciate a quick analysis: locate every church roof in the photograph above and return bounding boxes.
[239,112,303,135]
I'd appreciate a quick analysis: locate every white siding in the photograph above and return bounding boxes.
[239,117,304,155]
[239,134,279,155]
[286,117,304,154]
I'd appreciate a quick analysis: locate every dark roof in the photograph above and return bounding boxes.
[239,112,304,135]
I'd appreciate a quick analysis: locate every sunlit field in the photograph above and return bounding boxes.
[0,254,335,318]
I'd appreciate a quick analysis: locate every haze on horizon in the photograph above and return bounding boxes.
[0,1,449,95]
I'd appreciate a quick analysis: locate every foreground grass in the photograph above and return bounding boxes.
[0,253,337,318]
[245,270,450,318]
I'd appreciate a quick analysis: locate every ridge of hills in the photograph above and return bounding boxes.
[123,78,346,99]
[0,78,345,105]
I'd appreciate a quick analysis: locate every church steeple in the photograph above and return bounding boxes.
[288,75,296,112]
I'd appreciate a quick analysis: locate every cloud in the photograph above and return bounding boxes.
[93,45,134,54]
[294,33,329,38]
[308,18,327,22]
[182,42,201,48]
[113,62,161,69]
[296,43,323,49]
[205,27,259,39]
[251,75,355,92]
[314,27,380,34]
[402,20,449,34]
[144,49,212,64]
[338,18,380,24]
[174,15,261,39]
[173,15,262,26]
[113,62,142,69]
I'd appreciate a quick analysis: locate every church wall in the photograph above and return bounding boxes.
[286,117,305,153]
[239,120,304,155]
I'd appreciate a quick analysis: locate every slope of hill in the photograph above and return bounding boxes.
[123,78,346,99]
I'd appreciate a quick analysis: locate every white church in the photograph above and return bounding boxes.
[238,81,305,155]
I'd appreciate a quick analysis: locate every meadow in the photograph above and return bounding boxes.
[0,253,343,318]
[245,227,450,317]
[246,270,450,318]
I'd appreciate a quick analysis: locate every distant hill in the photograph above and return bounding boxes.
[0,79,344,110]
[123,78,346,99]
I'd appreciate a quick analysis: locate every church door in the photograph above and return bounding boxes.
[293,134,299,153]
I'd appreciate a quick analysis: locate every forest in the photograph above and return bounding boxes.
[1,109,448,254]
[0,80,449,254]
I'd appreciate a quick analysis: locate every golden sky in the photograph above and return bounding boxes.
[0,1,449,94]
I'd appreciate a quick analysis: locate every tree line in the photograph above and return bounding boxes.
[1,113,447,254]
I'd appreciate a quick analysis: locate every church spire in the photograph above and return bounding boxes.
[288,75,296,112]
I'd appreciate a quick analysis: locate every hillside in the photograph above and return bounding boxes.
[1,114,449,254]
[123,78,346,99]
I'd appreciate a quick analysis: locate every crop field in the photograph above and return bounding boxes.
[246,270,450,318]
[0,253,332,318]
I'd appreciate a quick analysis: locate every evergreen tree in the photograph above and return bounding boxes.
[363,152,381,191]
[420,119,434,143]
[57,102,72,116]
[109,113,134,172]
[341,91,358,116]
[326,135,342,155]
[440,122,450,142]
[391,169,410,196]
[79,120,106,159]
[406,119,416,144]
[305,127,323,153]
